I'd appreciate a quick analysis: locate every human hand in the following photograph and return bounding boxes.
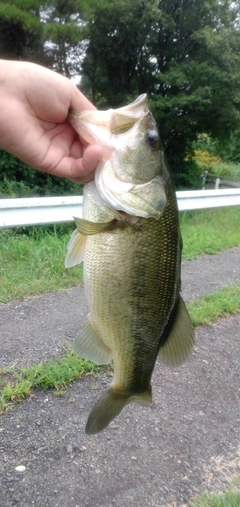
[0,60,101,184]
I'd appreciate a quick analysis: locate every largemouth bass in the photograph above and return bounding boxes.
[66,94,194,434]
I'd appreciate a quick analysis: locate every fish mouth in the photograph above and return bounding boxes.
[70,94,166,218]
[107,94,149,134]
[68,94,150,148]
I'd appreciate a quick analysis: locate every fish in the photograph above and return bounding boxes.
[65,94,194,434]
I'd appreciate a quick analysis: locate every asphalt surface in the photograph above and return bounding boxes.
[0,247,240,507]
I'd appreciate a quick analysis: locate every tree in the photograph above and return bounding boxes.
[41,0,89,78]
[81,0,158,105]
[81,0,240,186]
[1,0,240,192]
[0,0,87,76]
[0,0,47,63]
[0,148,82,197]
[0,0,88,196]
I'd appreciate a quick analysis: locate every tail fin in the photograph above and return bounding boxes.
[86,386,152,434]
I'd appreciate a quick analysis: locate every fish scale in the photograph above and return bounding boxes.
[66,94,194,433]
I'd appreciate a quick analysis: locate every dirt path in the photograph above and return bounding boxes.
[0,247,240,507]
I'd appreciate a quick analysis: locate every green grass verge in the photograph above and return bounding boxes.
[180,207,240,260]
[0,224,82,303]
[188,284,240,327]
[0,282,239,415]
[189,483,240,507]
[0,348,102,414]
[1,207,240,303]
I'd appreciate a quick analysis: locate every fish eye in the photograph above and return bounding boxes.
[146,129,159,148]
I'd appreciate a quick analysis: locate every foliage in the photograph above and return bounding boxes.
[0,0,47,63]
[194,150,221,167]
[206,162,240,180]
[41,0,89,77]
[191,135,240,180]
[217,131,240,163]
[1,0,240,190]
[0,148,82,197]
[0,0,88,73]
[81,0,240,186]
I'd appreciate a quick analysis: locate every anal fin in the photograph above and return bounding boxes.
[158,296,194,367]
[73,318,112,365]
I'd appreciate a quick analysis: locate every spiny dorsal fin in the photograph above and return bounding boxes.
[158,296,194,367]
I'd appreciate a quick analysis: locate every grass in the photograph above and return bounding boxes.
[0,347,102,413]
[0,207,240,303]
[0,224,82,303]
[188,284,240,327]
[190,489,240,507]
[180,207,240,260]
[189,475,240,507]
[0,282,239,415]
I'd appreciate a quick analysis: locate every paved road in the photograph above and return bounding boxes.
[0,247,240,507]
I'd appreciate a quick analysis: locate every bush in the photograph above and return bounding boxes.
[0,149,82,197]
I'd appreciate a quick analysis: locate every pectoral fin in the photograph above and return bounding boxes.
[158,296,194,367]
[73,317,112,365]
[74,216,116,235]
[65,229,86,267]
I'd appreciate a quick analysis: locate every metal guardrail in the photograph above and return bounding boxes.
[0,196,83,228]
[177,189,240,211]
[0,189,240,228]
[202,171,240,189]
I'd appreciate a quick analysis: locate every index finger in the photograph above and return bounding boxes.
[70,86,97,112]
